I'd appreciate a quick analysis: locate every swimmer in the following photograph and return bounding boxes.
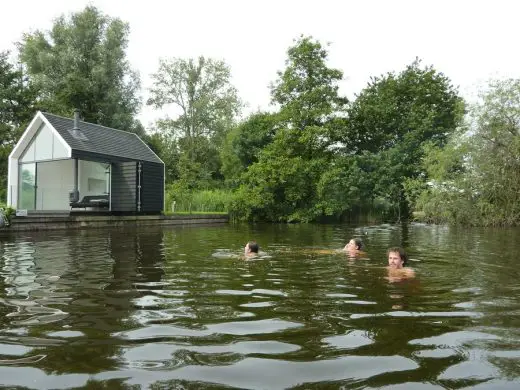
[343,238,366,257]
[244,240,259,258]
[386,247,415,282]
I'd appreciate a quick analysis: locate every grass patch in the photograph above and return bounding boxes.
[164,211,228,216]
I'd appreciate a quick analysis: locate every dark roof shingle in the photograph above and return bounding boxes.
[43,112,163,164]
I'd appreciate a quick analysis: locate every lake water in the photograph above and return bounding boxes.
[0,223,519,389]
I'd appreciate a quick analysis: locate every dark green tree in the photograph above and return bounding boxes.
[270,35,349,156]
[231,36,349,221]
[19,5,142,133]
[148,56,242,189]
[148,56,241,147]
[220,111,279,183]
[415,78,520,226]
[0,51,38,201]
[345,59,464,220]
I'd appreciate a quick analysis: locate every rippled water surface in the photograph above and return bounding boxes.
[1,223,520,389]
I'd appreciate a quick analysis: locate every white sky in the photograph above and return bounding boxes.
[2,0,520,129]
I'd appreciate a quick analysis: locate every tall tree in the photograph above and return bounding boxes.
[0,51,38,201]
[345,60,464,219]
[148,57,241,146]
[19,6,142,133]
[415,78,520,226]
[231,36,349,222]
[271,36,348,128]
[148,56,241,187]
[270,35,348,157]
[220,111,279,183]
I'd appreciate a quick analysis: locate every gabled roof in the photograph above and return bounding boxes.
[42,112,163,164]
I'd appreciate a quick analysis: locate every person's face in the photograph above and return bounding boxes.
[388,251,404,269]
[346,239,358,251]
[244,243,250,255]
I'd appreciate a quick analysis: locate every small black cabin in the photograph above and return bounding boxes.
[7,111,165,214]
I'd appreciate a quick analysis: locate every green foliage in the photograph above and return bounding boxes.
[0,202,16,226]
[344,59,464,220]
[148,56,242,190]
[220,111,279,183]
[148,56,241,143]
[347,59,463,154]
[271,35,348,131]
[230,36,349,222]
[231,148,323,222]
[19,5,142,133]
[415,79,520,226]
[165,186,232,213]
[0,51,38,201]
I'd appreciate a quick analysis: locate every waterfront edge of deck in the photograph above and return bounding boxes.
[4,213,229,232]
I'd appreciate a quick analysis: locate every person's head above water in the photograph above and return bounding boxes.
[344,238,364,252]
[244,240,259,256]
[387,247,408,268]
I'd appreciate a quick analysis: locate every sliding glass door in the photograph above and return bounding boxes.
[19,163,36,210]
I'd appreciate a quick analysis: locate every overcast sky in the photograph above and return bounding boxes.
[2,0,519,127]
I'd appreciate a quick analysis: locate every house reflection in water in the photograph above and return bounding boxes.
[0,228,166,374]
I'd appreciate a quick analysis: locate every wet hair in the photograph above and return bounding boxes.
[247,240,259,253]
[353,238,364,251]
[387,247,408,266]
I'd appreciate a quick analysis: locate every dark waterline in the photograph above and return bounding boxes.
[0,223,519,389]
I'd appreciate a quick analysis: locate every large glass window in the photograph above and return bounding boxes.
[34,124,53,160]
[79,161,109,197]
[19,163,36,210]
[20,123,69,162]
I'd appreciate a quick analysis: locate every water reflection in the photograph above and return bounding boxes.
[0,228,166,375]
[0,223,519,388]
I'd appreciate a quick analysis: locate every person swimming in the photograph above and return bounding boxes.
[244,240,259,258]
[386,246,415,281]
[343,238,365,257]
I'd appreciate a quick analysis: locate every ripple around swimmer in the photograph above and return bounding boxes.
[131,295,184,308]
[214,289,252,296]
[453,301,477,309]
[133,281,172,287]
[239,301,274,308]
[351,311,482,320]
[215,289,287,297]
[343,300,378,305]
[452,287,483,294]
[114,319,303,340]
[122,340,301,361]
[325,293,357,298]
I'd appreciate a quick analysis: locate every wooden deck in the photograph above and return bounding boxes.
[4,212,229,232]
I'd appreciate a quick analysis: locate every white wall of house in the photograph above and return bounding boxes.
[8,157,18,208]
[9,117,71,209]
[36,160,74,210]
